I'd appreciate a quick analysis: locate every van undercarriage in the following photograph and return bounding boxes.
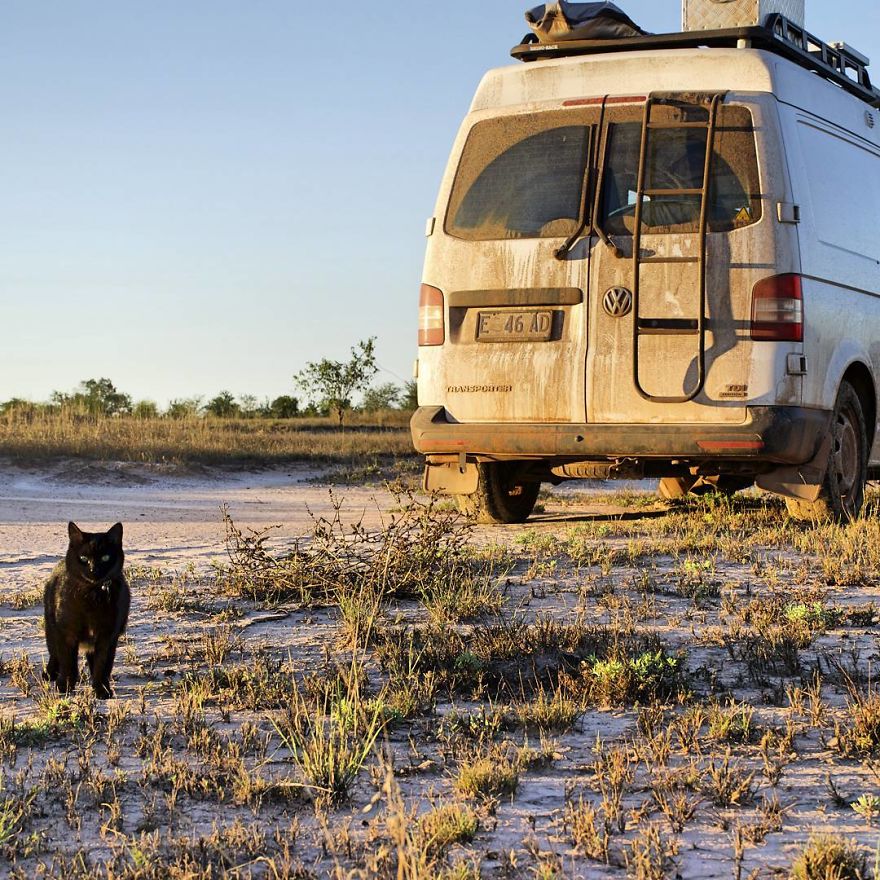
[412,403,829,468]
[412,403,839,513]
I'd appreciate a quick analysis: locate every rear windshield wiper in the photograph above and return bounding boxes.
[590,117,623,259]
[554,220,589,260]
[555,108,622,260]
[593,219,623,259]
[555,128,593,261]
[555,186,623,261]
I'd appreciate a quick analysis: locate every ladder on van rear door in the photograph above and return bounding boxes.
[631,93,723,403]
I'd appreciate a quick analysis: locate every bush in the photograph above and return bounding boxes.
[132,400,159,419]
[204,391,240,418]
[584,650,682,706]
[267,395,299,418]
[361,382,401,412]
[789,835,867,880]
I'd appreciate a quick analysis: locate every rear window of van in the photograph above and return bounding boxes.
[445,110,595,242]
[445,103,761,241]
[602,105,762,235]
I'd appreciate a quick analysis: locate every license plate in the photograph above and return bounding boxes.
[476,310,553,342]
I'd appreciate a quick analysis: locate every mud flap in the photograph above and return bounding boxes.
[755,432,831,502]
[423,462,479,495]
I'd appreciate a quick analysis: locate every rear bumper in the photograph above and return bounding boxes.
[410,405,830,466]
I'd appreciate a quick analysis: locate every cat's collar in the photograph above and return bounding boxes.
[92,580,113,600]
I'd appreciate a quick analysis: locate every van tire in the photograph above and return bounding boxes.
[456,462,540,524]
[784,382,867,522]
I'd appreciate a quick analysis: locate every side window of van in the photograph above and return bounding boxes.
[446,112,594,241]
[602,105,762,235]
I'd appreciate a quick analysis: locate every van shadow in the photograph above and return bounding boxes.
[528,507,670,524]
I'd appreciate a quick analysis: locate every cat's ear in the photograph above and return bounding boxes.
[68,522,83,543]
[108,522,123,544]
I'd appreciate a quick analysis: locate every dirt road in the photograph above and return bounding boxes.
[0,459,658,592]
[0,460,397,592]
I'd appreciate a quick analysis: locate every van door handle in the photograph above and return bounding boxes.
[776,202,801,224]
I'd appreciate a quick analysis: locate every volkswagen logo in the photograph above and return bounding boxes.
[603,287,633,318]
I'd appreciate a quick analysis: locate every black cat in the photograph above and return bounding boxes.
[44,522,130,699]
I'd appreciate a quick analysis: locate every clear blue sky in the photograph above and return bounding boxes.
[2,1,878,406]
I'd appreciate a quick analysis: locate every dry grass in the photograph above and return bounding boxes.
[11,482,880,875]
[453,745,520,800]
[0,407,415,466]
[417,803,479,853]
[789,835,868,880]
[272,660,387,808]
[219,488,491,613]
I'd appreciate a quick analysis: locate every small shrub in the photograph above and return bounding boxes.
[739,626,805,678]
[627,823,678,880]
[418,804,479,854]
[672,556,720,604]
[707,700,757,744]
[851,793,880,825]
[222,490,482,611]
[784,601,841,631]
[650,774,701,833]
[565,796,610,862]
[789,834,867,880]
[832,692,880,757]
[272,662,386,808]
[592,742,636,834]
[509,686,582,732]
[454,747,519,800]
[759,728,795,786]
[438,706,505,743]
[0,789,36,849]
[420,565,504,623]
[178,652,295,711]
[583,650,682,706]
[704,750,755,807]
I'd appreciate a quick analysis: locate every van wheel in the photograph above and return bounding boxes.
[456,462,540,524]
[785,381,867,522]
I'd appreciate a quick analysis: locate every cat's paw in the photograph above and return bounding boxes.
[93,681,114,700]
[44,659,59,682]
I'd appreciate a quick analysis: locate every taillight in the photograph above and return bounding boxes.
[419,284,444,346]
[750,274,803,342]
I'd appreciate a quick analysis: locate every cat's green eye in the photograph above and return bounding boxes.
[79,556,88,563]
[101,554,110,562]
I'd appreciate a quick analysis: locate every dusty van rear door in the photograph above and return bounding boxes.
[432,107,600,424]
[587,95,763,424]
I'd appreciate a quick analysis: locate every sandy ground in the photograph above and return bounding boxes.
[0,460,397,594]
[3,460,879,878]
[0,460,654,594]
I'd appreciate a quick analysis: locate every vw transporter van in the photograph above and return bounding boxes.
[411,12,880,523]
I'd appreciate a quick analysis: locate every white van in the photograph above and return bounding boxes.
[411,14,880,523]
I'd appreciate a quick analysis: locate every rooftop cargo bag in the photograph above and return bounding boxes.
[525,1,646,43]
[681,0,805,31]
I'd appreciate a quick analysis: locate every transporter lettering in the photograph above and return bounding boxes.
[446,385,513,394]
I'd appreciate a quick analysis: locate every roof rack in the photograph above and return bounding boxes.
[511,14,880,109]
